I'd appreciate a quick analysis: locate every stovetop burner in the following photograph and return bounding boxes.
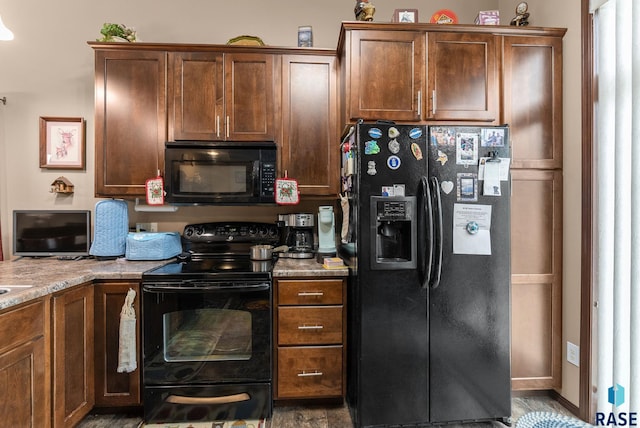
[143,255,275,281]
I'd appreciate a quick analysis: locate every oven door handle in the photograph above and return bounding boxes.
[166,392,251,405]
[142,283,270,293]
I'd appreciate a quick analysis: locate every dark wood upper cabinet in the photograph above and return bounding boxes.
[224,53,276,141]
[426,32,498,122]
[281,54,339,196]
[93,49,167,197]
[169,51,276,141]
[502,35,563,169]
[168,52,223,141]
[344,29,425,121]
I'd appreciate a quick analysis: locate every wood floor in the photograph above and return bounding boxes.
[77,395,576,428]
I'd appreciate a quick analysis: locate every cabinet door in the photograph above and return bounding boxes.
[94,50,167,197]
[281,55,339,196]
[427,32,498,122]
[510,169,562,390]
[52,284,94,428]
[94,282,141,407]
[0,299,49,428]
[347,30,424,121]
[224,53,276,141]
[169,52,224,141]
[503,36,563,169]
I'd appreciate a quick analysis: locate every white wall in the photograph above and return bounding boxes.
[0,0,582,407]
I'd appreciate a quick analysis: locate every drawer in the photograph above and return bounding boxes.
[278,306,342,345]
[0,299,46,354]
[277,279,343,305]
[277,346,343,398]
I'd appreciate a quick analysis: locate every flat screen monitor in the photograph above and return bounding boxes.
[13,210,91,257]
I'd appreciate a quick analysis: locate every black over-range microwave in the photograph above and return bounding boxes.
[164,142,276,205]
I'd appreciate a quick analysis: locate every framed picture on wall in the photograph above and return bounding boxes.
[39,116,86,169]
[393,9,419,23]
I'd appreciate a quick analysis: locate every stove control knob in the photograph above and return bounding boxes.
[248,225,258,236]
[258,225,268,236]
[184,226,194,237]
[194,225,205,237]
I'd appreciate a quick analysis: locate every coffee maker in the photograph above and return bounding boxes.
[281,213,315,258]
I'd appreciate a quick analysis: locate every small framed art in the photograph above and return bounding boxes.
[393,9,418,23]
[39,116,86,169]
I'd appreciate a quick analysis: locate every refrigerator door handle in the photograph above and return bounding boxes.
[429,176,443,289]
[418,176,434,289]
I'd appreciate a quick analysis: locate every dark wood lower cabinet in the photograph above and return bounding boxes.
[94,281,142,408]
[274,278,347,400]
[52,284,94,428]
[0,299,50,428]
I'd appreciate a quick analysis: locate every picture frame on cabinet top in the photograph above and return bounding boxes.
[39,116,85,170]
[392,9,418,23]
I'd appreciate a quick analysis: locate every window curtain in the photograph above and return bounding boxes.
[592,0,640,414]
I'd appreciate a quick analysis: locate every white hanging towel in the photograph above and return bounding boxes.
[117,288,137,373]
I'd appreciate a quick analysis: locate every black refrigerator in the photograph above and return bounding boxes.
[341,121,511,427]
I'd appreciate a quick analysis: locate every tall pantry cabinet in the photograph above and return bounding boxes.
[338,22,566,391]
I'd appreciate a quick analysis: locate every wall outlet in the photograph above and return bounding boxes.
[567,341,580,367]
[136,222,158,232]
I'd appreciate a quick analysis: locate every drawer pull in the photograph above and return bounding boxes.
[166,392,250,405]
[298,370,323,377]
[298,291,324,297]
[298,325,324,330]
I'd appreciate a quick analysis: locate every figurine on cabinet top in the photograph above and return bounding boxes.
[355,0,376,21]
[510,2,530,26]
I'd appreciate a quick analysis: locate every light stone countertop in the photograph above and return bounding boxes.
[0,255,349,311]
[273,256,349,277]
[0,257,168,311]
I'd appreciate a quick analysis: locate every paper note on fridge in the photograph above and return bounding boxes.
[478,157,510,181]
[453,204,492,255]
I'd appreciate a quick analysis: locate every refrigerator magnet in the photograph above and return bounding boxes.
[382,186,394,196]
[409,127,423,139]
[481,128,506,147]
[411,143,423,160]
[387,155,401,170]
[368,128,382,139]
[145,176,164,205]
[367,161,377,175]
[388,139,400,154]
[365,140,381,155]
[436,150,448,165]
[457,173,478,202]
[456,132,479,165]
[441,180,454,195]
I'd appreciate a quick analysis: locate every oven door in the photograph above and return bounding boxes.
[142,280,272,386]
